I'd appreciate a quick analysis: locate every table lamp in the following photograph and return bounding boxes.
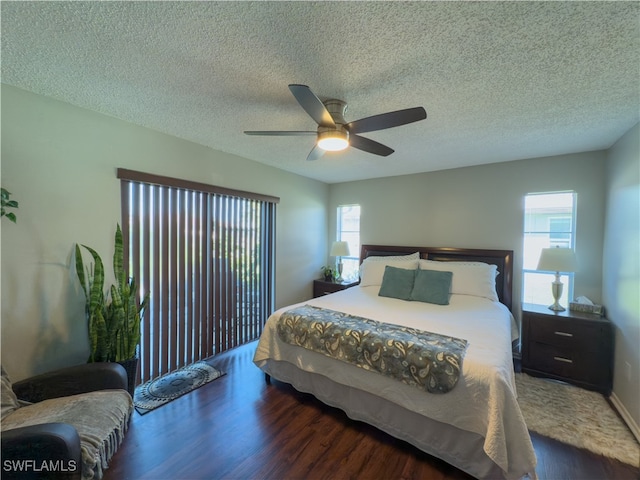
[536,246,578,311]
[330,241,350,282]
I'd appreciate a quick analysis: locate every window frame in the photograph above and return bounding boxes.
[522,191,577,307]
[336,204,361,282]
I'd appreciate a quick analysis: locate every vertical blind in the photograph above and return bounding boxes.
[118,169,278,384]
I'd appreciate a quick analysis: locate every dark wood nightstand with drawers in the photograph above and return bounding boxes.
[313,279,359,298]
[521,303,613,395]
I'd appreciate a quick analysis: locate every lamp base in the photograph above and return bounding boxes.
[548,272,565,312]
[336,262,344,283]
[547,302,566,312]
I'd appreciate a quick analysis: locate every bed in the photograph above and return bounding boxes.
[253,245,537,479]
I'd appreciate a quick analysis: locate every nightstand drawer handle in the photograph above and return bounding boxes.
[554,356,573,364]
[554,331,573,337]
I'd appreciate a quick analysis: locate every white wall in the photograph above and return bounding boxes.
[603,122,640,436]
[1,85,328,380]
[329,151,607,324]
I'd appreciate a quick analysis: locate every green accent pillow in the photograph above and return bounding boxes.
[410,269,453,305]
[378,265,417,300]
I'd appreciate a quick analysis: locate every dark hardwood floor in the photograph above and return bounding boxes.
[105,341,639,480]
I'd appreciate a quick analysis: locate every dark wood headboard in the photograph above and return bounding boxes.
[360,245,513,312]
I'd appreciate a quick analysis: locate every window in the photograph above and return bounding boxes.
[118,169,278,383]
[336,205,360,281]
[522,191,576,307]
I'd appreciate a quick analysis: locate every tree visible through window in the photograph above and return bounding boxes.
[337,205,360,282]
[523,191,576,307]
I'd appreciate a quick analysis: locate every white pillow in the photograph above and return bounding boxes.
[359,253,419,287]
[418,259,499,302]
[363,252,420,262]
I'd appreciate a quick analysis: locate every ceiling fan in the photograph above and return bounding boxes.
[244,84,427,161]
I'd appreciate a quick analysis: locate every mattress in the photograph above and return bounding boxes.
[254,285,537,479]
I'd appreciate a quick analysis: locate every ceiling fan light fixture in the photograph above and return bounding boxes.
[317,130,349,151]
[244,85,427,159]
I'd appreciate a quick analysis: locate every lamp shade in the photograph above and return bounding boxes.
[536,247,578,272]
[329,241,350,257]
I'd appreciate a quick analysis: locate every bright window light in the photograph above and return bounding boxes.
[522,191,576,307]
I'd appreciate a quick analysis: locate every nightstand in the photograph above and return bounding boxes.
[521,303,613,395]
[313,279,359,298]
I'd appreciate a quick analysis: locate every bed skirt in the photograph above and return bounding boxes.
[258,359,534,480]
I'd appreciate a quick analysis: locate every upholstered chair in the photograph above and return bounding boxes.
[1,363,133,480]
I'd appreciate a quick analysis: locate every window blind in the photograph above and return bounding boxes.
[118,169,278,383]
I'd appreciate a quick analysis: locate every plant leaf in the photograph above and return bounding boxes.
[113,223,124,291]
[81,246,105,314]
[88,306,108,362]
[1,188,18,223]
[74,244,89,303]
[109,284,126,361]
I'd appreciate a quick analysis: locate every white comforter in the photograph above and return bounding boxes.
[254,286,536,479]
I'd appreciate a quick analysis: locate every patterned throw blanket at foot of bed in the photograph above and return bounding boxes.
[277,304,468,393]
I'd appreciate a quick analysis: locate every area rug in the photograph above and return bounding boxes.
[134,361,224,415]
[515,373,639,467]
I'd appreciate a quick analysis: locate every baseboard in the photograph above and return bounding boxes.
[610,392,640,443]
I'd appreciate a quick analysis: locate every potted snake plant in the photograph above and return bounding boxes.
[75,224,148,396]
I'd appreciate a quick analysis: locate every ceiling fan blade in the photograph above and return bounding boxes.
[347,107,427,134]
[306,144,325,161]
[289,84,336,129]
[244,131,317,136]
[350,135,394,157]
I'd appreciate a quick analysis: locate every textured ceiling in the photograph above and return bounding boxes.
[2,1,638,184]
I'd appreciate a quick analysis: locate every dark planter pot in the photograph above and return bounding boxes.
[117,357,139,397]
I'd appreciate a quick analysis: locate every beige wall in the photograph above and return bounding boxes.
[329,151,607,323]
[604,122,640,436]
[1,85,328,380]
